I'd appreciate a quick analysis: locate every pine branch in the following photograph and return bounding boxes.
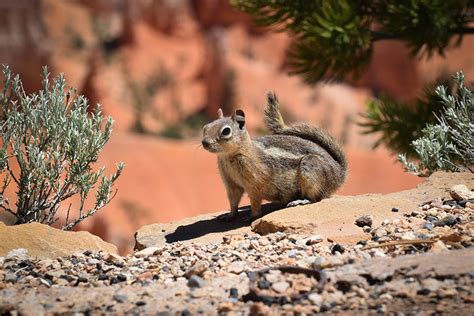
[452,27,474,34]
[231,0,473,82]
[370,31,399,42]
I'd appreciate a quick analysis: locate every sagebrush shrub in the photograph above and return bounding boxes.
[399,71,473,176]
[0,65,124,230]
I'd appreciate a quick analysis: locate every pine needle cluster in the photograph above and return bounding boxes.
[231,0,473,82]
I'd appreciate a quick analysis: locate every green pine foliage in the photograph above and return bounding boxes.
[232,0,473,175]
[231,0,473,82]
[0,65,124,230]
[398,71,473,176]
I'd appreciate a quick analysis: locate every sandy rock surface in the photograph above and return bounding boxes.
[135,172,473,249]
[1,172,473,314]
[0,248,472,315]
[1,196,473,314]
[0,222,118,259]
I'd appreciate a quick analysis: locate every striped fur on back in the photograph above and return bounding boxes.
[264,91,347,171]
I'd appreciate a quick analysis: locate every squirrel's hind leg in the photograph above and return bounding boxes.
[249,195,263,221]
[297,154,336,202]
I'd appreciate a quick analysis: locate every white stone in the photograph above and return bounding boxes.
[6,248,28,261]
[401,232,416,240]
[307,235,324,245]
[308,293,323,305]
[134,246,162,258]
[374,227,387,238]
[272,281,290,293]
[265,270,282,283]
[227,261,245,274]
[450,184,474,201]
[430,240,448,253]
[258,238,270,246]
[369,249,386,257]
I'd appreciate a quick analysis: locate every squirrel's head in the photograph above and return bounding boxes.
[202,108,249,154]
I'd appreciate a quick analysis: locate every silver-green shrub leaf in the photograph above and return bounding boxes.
[0,65,124,230]
[399,71,473,176]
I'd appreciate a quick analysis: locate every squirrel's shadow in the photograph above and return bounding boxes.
[164,203,284,243]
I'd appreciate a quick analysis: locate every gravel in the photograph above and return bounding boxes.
[355,215,373,227]
[0,195,473,314]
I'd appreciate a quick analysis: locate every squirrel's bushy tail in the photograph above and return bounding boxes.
[264,92,287,133]
[265,91,347,170]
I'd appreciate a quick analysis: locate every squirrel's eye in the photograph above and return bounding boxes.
[220,127,231,137]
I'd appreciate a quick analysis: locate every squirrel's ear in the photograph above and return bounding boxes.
[217,108,223,118]
[232,109,245,129]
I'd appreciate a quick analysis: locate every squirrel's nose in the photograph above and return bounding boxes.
[202,139,211,148]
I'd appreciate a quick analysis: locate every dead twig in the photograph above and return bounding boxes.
[362,239,437,250]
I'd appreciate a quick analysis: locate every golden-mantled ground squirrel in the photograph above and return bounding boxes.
[202,92,347,221]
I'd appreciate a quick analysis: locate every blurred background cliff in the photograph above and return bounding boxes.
[0,0,472,253]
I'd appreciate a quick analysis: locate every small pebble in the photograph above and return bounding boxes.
[218,302,234,312]
[39,278,52,287]
[431,240,448,253]
[443,200,458,207]
[258,279,271,289]
[98,274,108,281]
[423,222,434,230]
[113,294,128,303]
[401,232,416,240]
[227,261,245,274]
[435,215,458,227]
[355,215,373,227]
[6,248,29,261]
[331,244,345,254]
[134,247,161,258]
[184,261,208,278]
[308,293,323,305]
[5,272,17,283]
[449,184,474,201]
[373,227,387,238]
[306,235,324,245]
[272,281,290,293]
[187,275,205,288]
[229,287,239,299]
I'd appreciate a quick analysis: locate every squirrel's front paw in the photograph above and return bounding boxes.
[248,212,262,222]
[217,212,238,222]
